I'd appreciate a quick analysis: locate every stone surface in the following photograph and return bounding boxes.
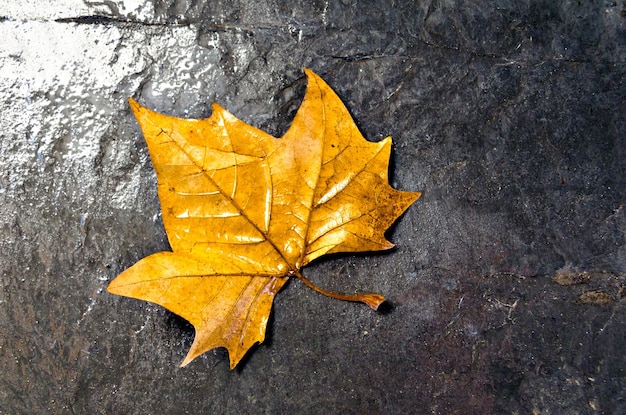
[1,1,624,413]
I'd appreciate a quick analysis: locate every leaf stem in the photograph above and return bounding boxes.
[292,270,385,311]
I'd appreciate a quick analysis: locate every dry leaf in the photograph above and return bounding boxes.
[553,271,591,286]
[108,69,421,369]
[575,290,614,305]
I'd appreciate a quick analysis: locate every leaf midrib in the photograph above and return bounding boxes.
[150,118,297,275]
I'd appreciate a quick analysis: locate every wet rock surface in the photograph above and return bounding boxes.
[1,1,624,413]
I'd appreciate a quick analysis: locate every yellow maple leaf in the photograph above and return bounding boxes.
[108,69,421,369]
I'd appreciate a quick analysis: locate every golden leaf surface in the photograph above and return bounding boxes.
[108,69,421,369]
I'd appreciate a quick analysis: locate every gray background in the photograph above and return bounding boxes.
[1,1,624,413]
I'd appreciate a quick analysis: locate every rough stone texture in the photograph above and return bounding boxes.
[1,1,624,414]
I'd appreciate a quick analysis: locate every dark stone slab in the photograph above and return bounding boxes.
[1,1,624,413]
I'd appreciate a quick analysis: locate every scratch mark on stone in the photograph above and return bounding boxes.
[134,315,151,335]
[598,305,620,335]
[77,289,100,327]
